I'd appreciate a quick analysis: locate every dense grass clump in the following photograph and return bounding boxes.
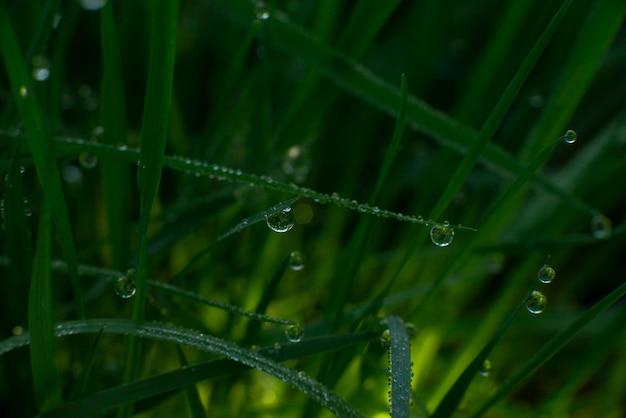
[1,1,625,417]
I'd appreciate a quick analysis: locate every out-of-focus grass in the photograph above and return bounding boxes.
[1,1,625,417]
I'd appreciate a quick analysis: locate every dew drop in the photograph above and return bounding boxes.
[564,129,577,144]
[80,0,106,11]
[265,207,295,233]
[31,55,51,81]
[288,251,305,271]
[282,145,310,183]
[526,290,547,314]
[256,4,270,20]
[590,214,611,239]
[78,151,98,169]
[285,323,304,342]
[479,359,492,377]
[537,264,555,284]
[380,329,391,349]
[115,273,136,299]
[430,223,454,247]
[19,86,28,98]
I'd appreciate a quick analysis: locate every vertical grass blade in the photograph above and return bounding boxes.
[119,2,179,417]
[427,0,572,222]
[0,2,85,318]
[29,202,62,412]
[385,316,412,418]
[470,281,626,418]
[100,0,131,269]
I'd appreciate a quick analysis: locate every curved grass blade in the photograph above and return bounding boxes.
[384,316,412,418]
[29,202,62,412]
[469,280,626,418]
[175,346,206,418]
[0,319,367,418]
[427,0,572,222]
[0,1,85,318]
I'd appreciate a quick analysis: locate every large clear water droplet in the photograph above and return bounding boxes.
[537,264,555,284]
[526,290,546,314]
[32,55,51,81]
[288,251,305,271]
[285,323,304,342]
[479,359,492,377]
[590,214,611,239]
[78,151,98,169]
[430,223,454,247]
[115,272,136,299]
[265,207,295,233]
[564,129,577,144]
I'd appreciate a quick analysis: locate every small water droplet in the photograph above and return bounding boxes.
[380,329,391,349]
[537,264,555,284]
[31,55,51,81]
[265,207,295,233]
[256,4,270,20]
[590,214,611,239]
[285,323,304,342]
[564,129,577,144]
[282,145,310,183]
[80,0,106,11]
[526,290,546,314]
[430,224,454,247]
[115,273,136,299]
[479,359,491,377]
[288,251,305,271]
[78,151,98,169]
[12,326,24,336]
[19,86,28,98]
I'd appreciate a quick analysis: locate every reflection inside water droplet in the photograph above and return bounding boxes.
[526,290,546,314]
[479,359,492,377]
[430,224,454,247]
[590,214,611,239]
[265,207,295,233]
[115,274,136,299]
[564,129,577,144]
[288,251,305,271]
[285,323,304,342]
[537,264,555,284]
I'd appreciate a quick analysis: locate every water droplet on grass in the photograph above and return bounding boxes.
[256,4,270,20]
[80,0,106,11]
[479,359,491,377]
[285,323,304,342]
[590,214,611,239]
[430,223,454,247]
[380,329,391,349]
[265,207,295,233]
[526,290,546,314]
[564,130,577,144]
[19,86,28,98]
[32,55,51,81]
[78,151,98,169]
[537,264,555,284]
[288,251,305,271]
[115,273,136,299]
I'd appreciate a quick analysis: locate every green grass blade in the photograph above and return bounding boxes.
[0,2,85,318]
[6,319,369,418]
[470,281,626,418]
[521,0,626,159]
[100,0,131,269]
[120,1,179,416]
[28,202,62,412]
[427,0,572,221]
[385,315,412,418]
[175,346,206,418]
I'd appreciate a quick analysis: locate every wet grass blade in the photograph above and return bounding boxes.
[175,346,206,418]
[28,203,62,412]
[469,281,626,418]
[100,0,131,269]
[120,1,179,416]
[385,316,412,418]
[4,319,370,418]
[427,0,572,221]
[0,2,85,318]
